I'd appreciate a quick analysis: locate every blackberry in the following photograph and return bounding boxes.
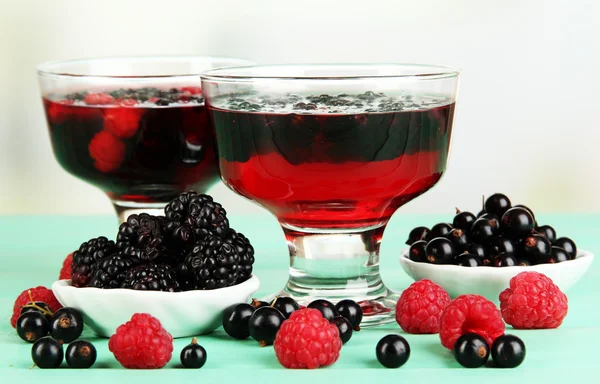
[120,263,180,292]
[116,213,171,262]
[176,229,254,290]
[163,192,230,248]
[89,253,137,289]
[71,236,116,287]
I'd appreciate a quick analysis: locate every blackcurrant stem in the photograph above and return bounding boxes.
[455,207,461,214]
[25,290,54,318]
[270,296,279,307]
[481,195,485,210]
[191,337,198,345]
[30,363,36,370]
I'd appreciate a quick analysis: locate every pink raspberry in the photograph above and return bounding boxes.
[88,131,126,172]
[59,252,73,281]
[84,93,115,105]
[395,279,451,334]
[10,287,62,328]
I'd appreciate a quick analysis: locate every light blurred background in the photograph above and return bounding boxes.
[0,0,598,216]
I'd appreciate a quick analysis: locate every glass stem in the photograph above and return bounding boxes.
[111,200,167,224]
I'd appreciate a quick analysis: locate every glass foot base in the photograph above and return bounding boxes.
[112,200,167,223]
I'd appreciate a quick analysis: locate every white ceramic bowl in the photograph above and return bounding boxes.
[52,275,260,338]
[399,249,594,302]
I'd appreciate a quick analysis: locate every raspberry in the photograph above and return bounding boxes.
[84,93,115,105]
[273,308,342,369]
[88,131,126,173]
[117,98,139,107]
[499,271,568,329]
[395,279,451,334]
[103,107,143,138]
[439,294,505,350]
[46,101,73,125]
[59,253,73,280]
[10,287,63,328]
[108,313,173,369]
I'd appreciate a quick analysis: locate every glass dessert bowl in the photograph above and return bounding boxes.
[38,56,252,222]
[202,64,460,325]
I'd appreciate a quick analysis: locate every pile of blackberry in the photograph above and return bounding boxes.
[70,192,254,291]
[406,193,578,267]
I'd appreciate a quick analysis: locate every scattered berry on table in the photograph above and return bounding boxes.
[439,294,505,350]
[499,271,568,329]
[59,252,73,280]
[307,299,339,321]
[395,279,450,334]
[222,303,255,340]
[491,334,526,368]
[272,297,300,319]
[109,313,173,369]
[17,312,50,343]
[405,226,429,245]
[180,337,207,369]
[452,209,477,232]
[425,237,455,264]
[408,240,428,262]
[31,336,64,369]
[19,301,53,322]
[251,298,270,309]
[427,223,453,240]
[120,263,180,292]
[248,306,285,347]
[71,236,116,287]
[553,237,577,259]
[484,193,512,217]
[335,299,363,331]
[11,287,62,328]
[376,334,411,368]
[453,333,490,368]
[500,207,535,238]
[49,307,84,344]
[66,340,97,368]
[274,308,342,369]
[331,316,353,344]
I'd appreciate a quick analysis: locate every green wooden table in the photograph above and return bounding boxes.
[1,214,598,383]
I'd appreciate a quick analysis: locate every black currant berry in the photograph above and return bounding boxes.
[405,226,429,245]
[548,247,570,263]
[335,299,363,331]
[535,225,556,244]
[517,259,531,266]
[272,297,300,319]
[428,223,453,240]
[20,302,53,322]
[376,334,410,368]
[425,237,456,264]
[31,336,63,369]
[307,299,339,321]
[17,312,49,343]
[500,208,535,238]
[491,334,525,368]
[65,340,97,368]
[453,210,476,232]
[408,240,427,262]
[465,243,487,259]
[554,237,577,259]
[248,307,285,347]
[180,337,207,368]
[484,193,512,217]
[513,204,535,220]
[488,237,516,258]
[453,333,490,368]
[522,235,552,264]
[458,254,483,267]
[49,308,84,344]
[446,229,469,252]
[493,253,518,267]
[222,303,255,339]
[470,218,499,244]
[331,316,353,344]
[251,298,270,309]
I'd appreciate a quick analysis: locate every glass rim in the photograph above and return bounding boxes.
[201,63,461,82]
[36,55,255,79]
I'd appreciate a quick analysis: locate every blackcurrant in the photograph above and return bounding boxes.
[335,299,363,331]
[491,334,525,368]
[272,297,300,319]
[500,207,534,238]
[522,234,551,264]
[49,307,84,344]
[307,299,339,321]
[535,225,556,244]
[513,204,535,220]
[20,302,53,322]
[465,243,487,259]
[517,259,531,266]
[548,246,570,263]
[408,240,427,262]
[222,303,255,339]
[453,333,490,368]
[66,340,97,368]
[453,210,476,232]
[251,298,270,309]
[484,193,512,217]
[446,229,469,252]
[180,337,207,368]
[493,253,518,267]
[17,312,49,343]
[376,334,410,368]
[331,316,353,344]
[554,237,577,259]
[425,237,455,264]
[458,254,483,267]
[470,218,499,244]
[488,237,516,258]
[405,226,429,245]
[427,223,453,240]
[479,213,499,221]
[31,336,63,369]
[248,307,285,347]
